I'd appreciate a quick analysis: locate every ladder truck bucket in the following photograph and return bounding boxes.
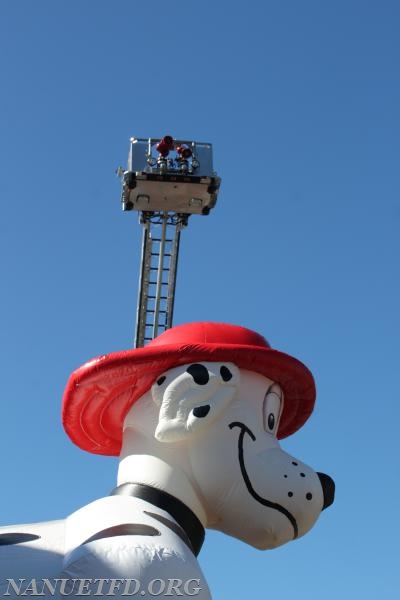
[120,136,220,215]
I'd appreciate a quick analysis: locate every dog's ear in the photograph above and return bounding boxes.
[151,362,240,442]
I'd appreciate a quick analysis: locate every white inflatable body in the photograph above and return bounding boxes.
[0,323,334,598]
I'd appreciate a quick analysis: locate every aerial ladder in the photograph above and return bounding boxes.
[118,135,221,348]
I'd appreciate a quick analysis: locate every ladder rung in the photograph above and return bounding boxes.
[150,267,170,271]
[147,295,167,300]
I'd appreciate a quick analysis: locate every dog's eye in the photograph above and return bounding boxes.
[267,413,275,430]
[263,385,282,435]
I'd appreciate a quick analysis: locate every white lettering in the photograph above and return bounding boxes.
[21,580,43,596]
[164,579,183,596]
[93,580,110,596]
[2,578,202,598]
[148,579,166,596]
[40,579,62,596]
[107,579,124,596]
[5,580,26,596]
[121,580,140,596]
[59,579,78,596]
[76,579,92,596]
[184,580,201,596]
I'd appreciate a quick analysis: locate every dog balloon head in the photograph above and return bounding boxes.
[122,362,334,550]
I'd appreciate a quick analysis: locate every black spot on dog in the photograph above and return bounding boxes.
[193,405,211,418]
[220,365,233,381]
[83,524,160,544]
[0,533,41,545]
[157,376,166,386]
[186,364,209,385]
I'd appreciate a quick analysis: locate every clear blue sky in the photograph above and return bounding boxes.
[1,1,399,598]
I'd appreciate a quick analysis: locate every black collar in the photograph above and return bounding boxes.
[110,483,205,556]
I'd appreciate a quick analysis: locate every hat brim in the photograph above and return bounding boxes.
[62,343,316,455]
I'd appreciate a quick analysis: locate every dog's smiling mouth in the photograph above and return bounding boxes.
[229,421,298,539]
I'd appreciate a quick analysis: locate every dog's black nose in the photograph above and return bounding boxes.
[317,472,335,510]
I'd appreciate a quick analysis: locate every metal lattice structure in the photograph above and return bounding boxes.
[118,135,221,347]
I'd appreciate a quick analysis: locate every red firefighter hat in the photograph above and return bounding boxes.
[62,322,316,455]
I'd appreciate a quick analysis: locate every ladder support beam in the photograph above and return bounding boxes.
[134,212,184,348]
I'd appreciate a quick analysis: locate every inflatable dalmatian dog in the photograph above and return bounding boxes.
[0,322,334,598]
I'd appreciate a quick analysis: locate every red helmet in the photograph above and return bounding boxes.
[62,322,316,455]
